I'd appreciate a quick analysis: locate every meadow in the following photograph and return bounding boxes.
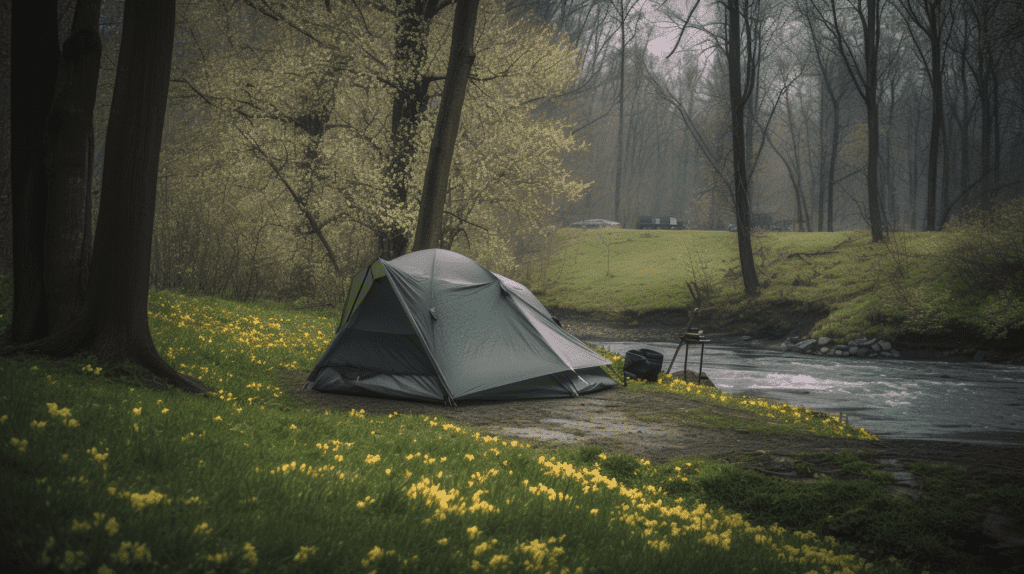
[3,280,1021,573]
[524,225,1022,343]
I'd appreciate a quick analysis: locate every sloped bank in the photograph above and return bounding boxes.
[550,305,1024,365]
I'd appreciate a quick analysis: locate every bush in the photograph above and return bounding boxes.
[945,197,1024,297]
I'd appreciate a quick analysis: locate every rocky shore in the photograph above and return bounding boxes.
[782,335,901,358]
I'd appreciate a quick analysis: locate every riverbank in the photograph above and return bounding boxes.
[525,225,1024,364]
[548,306,1024,365]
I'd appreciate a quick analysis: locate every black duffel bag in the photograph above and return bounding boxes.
[623,348,664,382]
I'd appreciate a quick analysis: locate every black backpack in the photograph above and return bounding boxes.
[623,348,663,382]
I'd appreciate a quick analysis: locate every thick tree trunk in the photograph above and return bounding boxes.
[7,0,60,345]
[5,0,206,394]
[727,0,758,297]
[380,0,435,260]
[412,0,479,252]
[43,0,103,333]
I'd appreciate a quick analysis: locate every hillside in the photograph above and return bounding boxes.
[521,227,1024,358]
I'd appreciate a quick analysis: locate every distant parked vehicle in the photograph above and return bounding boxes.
[568,219,621,229]
[637,215,680,230]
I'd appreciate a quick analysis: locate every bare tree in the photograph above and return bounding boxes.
[897,0,952,230]
[809,0,887,242]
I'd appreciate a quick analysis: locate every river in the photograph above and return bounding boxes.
[593,340,1024,446]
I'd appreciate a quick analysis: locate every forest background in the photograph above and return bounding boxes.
[0,0,1022,307]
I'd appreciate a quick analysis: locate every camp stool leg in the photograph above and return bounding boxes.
[698,342,705,384]
[682,342,690,381]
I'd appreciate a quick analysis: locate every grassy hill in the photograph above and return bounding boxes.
[522,226,1024,347]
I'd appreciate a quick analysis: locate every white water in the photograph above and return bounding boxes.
[595,341,1024,446]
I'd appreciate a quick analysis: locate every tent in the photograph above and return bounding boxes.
[304,249,618,403]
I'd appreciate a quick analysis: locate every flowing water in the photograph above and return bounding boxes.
[594,341,1024,446]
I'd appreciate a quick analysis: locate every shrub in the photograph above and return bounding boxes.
[945,197,1024,297]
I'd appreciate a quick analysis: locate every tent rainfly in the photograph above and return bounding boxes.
[304,249,618,403]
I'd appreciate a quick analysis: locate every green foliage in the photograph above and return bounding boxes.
[943,198,1024,338]
[158,0,589,302]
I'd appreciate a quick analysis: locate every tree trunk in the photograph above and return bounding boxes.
[43,0,103,333]
[614,13,625,224]
[924,1,943,231]
[4,0,207,394]
[865,0,884,242]
[7,0,60,345]
[412,0,479,251]
[380,0,435,260]
[727,0,758,296]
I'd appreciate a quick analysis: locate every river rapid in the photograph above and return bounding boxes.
[594,340,1024,446]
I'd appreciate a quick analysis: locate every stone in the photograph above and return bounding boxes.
[817,337,831,346]
[819,347,829,354]
[826,349,835,356]
[891,350,900,358]
[795,339,817,351]
[869,352,878,358]
[842,351,850,357]
[863,338,878,347]
[857,348,869,357]
[881,351,891,357]
[880,341,892,351]
[974,350,986,361]
[834,344,849,352]
[871,343,881,352]
[848,345,859,355]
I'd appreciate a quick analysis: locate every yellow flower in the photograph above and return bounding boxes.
[66,419,79,428]
[128,490,166,511]
[293,546,317,562]
[194,522,213,535]
[467,526,480,540]
[365,454,381,464]
[160,408,169,414]
[132,408,141,416]
[437,538,448,546]
[97,565,115,574]
[242,542,257,565]
[104,517,119,536]
[30,420,46,429]
[213,416,222,422]
[465,454,475,461]
[10,437,27,452]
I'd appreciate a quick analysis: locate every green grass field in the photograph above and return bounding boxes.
[524,227,1021,343]
[4,281,1023,573]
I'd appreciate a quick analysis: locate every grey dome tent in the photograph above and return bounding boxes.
[304,249,618,403]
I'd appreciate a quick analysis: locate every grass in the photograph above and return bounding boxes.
[524,227,1021,343]
[2,279,1021,573]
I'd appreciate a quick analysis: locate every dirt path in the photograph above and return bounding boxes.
[285,374,1024,480]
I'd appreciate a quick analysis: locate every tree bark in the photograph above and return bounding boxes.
[379,0,438,260]
[412,0,479,252]
[43,0,103,333]
[7,0,60,345]
[727,0,758,296]
[4,0,207,394]
[864,0,884,242]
